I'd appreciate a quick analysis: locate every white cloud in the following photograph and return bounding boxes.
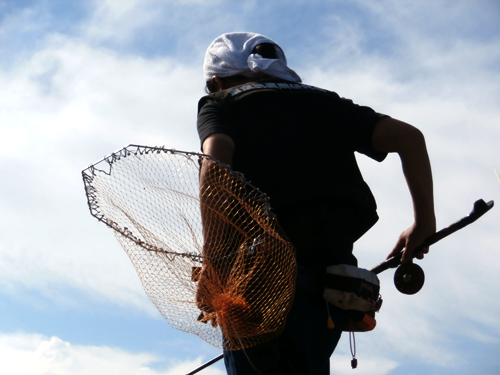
[0,332,225,375]
[83,0,224,53]
[0,29,202,312]
[85,0,159,45]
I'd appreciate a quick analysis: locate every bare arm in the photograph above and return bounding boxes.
[199,133,235,258]
[202,133,235,167]
[372,117,436,263]
[196,133,236,312]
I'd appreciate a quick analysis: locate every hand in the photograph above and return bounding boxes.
[386,221,436,263]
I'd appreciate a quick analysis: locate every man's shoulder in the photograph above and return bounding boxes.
[226,81,329,96]
[200,80,340,107]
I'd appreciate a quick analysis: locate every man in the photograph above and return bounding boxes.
[197,32,435,374]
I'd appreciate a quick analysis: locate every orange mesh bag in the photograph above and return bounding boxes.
[82,145,297,351]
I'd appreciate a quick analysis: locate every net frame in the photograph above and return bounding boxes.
[82,144,297,350]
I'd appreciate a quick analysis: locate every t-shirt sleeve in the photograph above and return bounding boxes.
[339,96,389,162]
[197,98,232,151]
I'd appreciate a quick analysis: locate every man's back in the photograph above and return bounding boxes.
[198,80,386,266]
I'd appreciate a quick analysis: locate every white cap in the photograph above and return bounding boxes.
[203,32,301,83]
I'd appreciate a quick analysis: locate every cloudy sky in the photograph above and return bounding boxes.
[1,0,499,374]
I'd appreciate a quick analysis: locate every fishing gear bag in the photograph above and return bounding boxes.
[323,264,379,311]
[296,264,382,332]
[323,264,382,331]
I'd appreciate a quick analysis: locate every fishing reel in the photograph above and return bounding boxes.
[393,262,425,295]
[377,199,494,295]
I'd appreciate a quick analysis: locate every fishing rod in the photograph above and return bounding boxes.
[185,354,224,375]
[371,199,494,294]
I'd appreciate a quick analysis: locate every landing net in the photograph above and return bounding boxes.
[82,145,296,350]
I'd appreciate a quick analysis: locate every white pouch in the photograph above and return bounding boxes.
[323,264,380,312]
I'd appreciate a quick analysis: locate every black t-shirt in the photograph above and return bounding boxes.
[197,80,388,267]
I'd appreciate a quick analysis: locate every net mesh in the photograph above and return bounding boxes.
[82,145,296,350]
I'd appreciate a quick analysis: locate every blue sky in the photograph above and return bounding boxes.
[1,0,499,374]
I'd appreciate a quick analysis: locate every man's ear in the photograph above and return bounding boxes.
[210,76,224,91]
